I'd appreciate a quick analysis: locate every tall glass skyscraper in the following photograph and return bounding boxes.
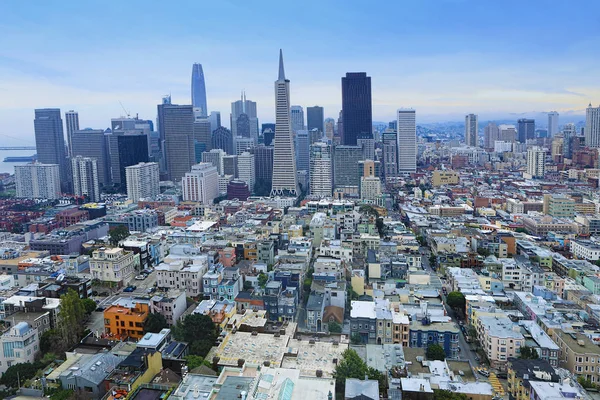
[191,63,208,117]
[34,108,69,191]
[341,72,372,146]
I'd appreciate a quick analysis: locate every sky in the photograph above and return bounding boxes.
[1,0,600,145]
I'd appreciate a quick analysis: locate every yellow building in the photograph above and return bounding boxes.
[507,358,558,400]
[351,270,366,296]
[432,170,459,186]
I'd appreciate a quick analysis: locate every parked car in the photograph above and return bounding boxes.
[123,285,136,292]
[135,275,146,280]
[95,306,105,312]
[147,287,157,294]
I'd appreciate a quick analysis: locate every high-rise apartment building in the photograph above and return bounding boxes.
[125,162,160,203]
[333,145,362,190]
[71,156,100,202]
[548,111,559,137]
[231,92,259,141]
[291,106,304,133]
[212,127,234,155]
[270,50,298,197]
[307,106,324,133]
[191,63,208,117]
[237,152,255,193]
[465,114,478,147]
[527,147,546,179]
[182,162,218,203]
[341,72,372,145]
[162,105,195,182]
[15,163,61,199]
[34,109,68,190]
[397,109,417,174]
[71,129,110,187]
[65,110,79,156]
[310,142,332,197]
[518,119,536,143]
[382,132,398,179]
[484,123,500,150]
[586,104,600,148]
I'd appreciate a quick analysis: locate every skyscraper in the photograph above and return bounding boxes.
[71,156,100,202]
[15,163,61,200]
[397,109,417,174]
[107,132,149,187]
[191,63,208,117]
[517,119,535,143]
[310,142,332,197]
[202,149,226,175]
[484,122,500,150]
[212,127,234,155]
[527,147,546,179]
[563,123,577,159]
[182,163,219,203]
[251,145,274,191]
[295,131,310,173]
[65,110,79,156]
[34,109,68,190]
[125,162,160,202]
[71,129,110,187]
[237,152,255,192]
[341,72,372,145]
[208,111,221,134]
[324,118,335,140]
[307,106,324,134]
[548,111,559,137]
[231,92,259,141]
[465,114,478,147]
[162,105,195,182]
[270,50,298,197]
[382,132,398,179]
[193,118,212,160]
[586,104,600,148]
[291,106,304,133]
[333,145,362,190]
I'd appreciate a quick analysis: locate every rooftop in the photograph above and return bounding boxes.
[281,339,348,378]
[351,300,377,319]
[555,329,600,354]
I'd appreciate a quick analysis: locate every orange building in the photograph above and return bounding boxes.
[103,302,149,340]
[218,247,236,267]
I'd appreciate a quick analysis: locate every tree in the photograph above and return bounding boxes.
[578,376,595,389]
[446,291,466,313]
[520,346,539,360]
[173,314,218,358]
[0,362,44,388]
[477,248,491,257]
[429,254,437,266]
[82,298,97,314]
[185,355,211,370]
[433,389,468,400]
[257,273,268,288]
[50,389,75,400]
[426,344,446,361]
[109,225,130,245]
[243,280,253,291]
[58,289,86,349]
[40,329,62,354]
[416,236,426,246]
[515,227,528,234]
[328,322,342,333]
[144,313,168,333]
[334,349,386,395]
[351,332,363,345]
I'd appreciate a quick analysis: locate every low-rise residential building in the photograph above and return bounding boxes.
[570,240,600,261]
[89,247,136,286]
[553,329,600,383]
[103,302,150,340]
[507,358,559,400]
[409,320,459,359]
[519,320,559,367]
[155,260,208,298]
[350,300,377,344]
[0,322,39,374]
[477,315,525,370]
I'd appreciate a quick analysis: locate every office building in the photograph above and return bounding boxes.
[465,114,478,147]
[34,108,68,190]
[270,50,298,197]
[307,106,324,133]
[235,137,255,156]
[227,180,250,201]
[193,118,212,158]
[251,145,274,188]
[382,132,398,179]
[191,63,208,117]
[261,123,276,146]
[208,111,221,134]
[71,156,100,202]
[397,109,417,174]
[324,118,335,140]
[231,92,258,141]
[341,72,372,145]
[562,123,577,159]
[295,130,310,173]
[357,137,375,160]
[360,177,381,201]
[201,149,226,175]
[484,122,500,150]
[586,103,600,148]
[291,105,304,133]
[310,142,332,197]
[125,162,160,202]
[333,145,362,190]
[15,163,61,199]
[222,155,238,178]
[548,111,559,137]
[237,152,255,193]
[65,110,79,156]
[107,132,149,187]
[518,119,535,143]
[71,129,110,187]
[161,105,195,182]
[212,126,234,155]
[527,147,546,179]
[182,163,219,204]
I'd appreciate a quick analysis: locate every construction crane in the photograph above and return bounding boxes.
[118,101,130,118]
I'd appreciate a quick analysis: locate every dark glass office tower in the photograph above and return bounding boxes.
[517,119,535,143]
[34,108,69,191]
[341,73,372,145]
[307,106,324,133]
[107,132,149,188]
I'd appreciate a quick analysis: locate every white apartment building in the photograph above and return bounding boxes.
[310,142,332,197]
[125,162,160,202]
[360,176,381,201]
[397,109,416,174]
[15,163,61,199]
[586,104,600,148]
[0,322,39,374]
[527,147,546,179]
[182,162,219,203]
[570,240,600,261]
[548,111,559,137]
[237,152,255,192]
[89,247,136,286]
[71,156,100,202]
[155,260,208,298]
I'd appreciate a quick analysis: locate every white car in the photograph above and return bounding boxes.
[135,275,146,280]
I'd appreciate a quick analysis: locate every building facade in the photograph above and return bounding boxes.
[125,162,160,203]
[15,163,61,199]
[182,162,219,204]
[310,142,333,197]
[89,247,136,286]
[341,72,372,145]
[34,108,68,190]
[465,114,478,147]
[71,156,100,202]
[397,109,417,174]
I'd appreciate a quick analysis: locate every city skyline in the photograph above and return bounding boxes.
[1,1,599,144]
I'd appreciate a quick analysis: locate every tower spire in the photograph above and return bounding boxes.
[278,49,286,81]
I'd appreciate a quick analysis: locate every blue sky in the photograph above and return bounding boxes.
[1,0,599,144]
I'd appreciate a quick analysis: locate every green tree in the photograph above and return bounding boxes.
[334,349,386,395]
[429,254,437,266]
[520,346,539,360]
[243,280,253,291]
[446,291,466,313]
[173,314,218,357]
[416,236,426,246]
[82,298,97,314]
[426,344,446,361]
[257,273,268,288]
[433,389,469,400]
[185,355,211,370]
[40,329,62,354]
[351,332,363,345]
[50,389,75,400]
[515,227,528,234]
[109,225,130,245]
[58,289,86,349]
[328,322,342,333]
[144,313,168,333]
[578,376,595,389]
[477,248,491,257]
[0,362,44,388]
